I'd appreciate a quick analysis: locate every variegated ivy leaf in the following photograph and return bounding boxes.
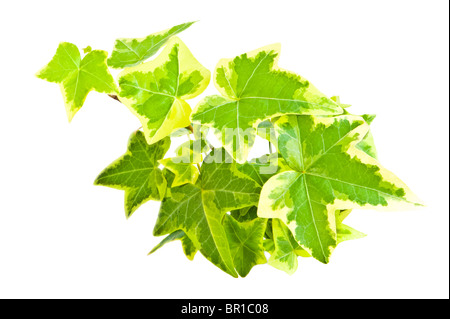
[269,218,305,275]
[36,42,117,121]
[174,138,210,164]
[267,213,364,275]
[158,137,210,187]
[108,21,196,68]
[153,149,261,277]
[324,96,379,160]
[230,206,258,223]
[83,46,92,54]
[158,158,199,187]
[257,112,378,159]
[357,114,378,159]
[94,131,170,218]
[118,37,210,145]
[191,44,343,163]
[223,215,267,277]
[257,120,277,146]
[258,115,421,263]
[263,239,275,254]
[336,210,366,244]
[148,229,198,261]
[162,168,176,198]
[331,95,351,109]
[180,234,198,260]
[149,229,184,253]
[236,153,290,187]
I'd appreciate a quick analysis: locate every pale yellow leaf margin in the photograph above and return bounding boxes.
[118,37,210,145]
[258,115,423,260]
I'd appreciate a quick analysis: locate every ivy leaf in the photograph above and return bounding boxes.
[268,212,365,275]
[258,115,421,263]
[159,136,210,187]
[331,95,351,109]
[94,130,170,218]
[174,138,210,164]
[191,44,343,163]
[263,239,275,254]
[257,120,277,145]
[159,158,199,187]
[148,229,184,254]
[36,42,117,121]
[357,114,378,159]
[230,206,258,223]
[236,153,289,187]
[180,234,198,260]
[335,210,366,244]
[108,21,196,68]
[336,97,378,159]
[118,37,210,145]
[83,46,92,54]
[153,149,261,277]
[268,218,303,275]
[148,229,198,261]
[223,215,267,277]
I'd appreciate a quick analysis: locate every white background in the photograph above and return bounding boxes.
[0,0,448,299]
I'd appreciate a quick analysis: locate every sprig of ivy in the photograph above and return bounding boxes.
[37,22,422,277]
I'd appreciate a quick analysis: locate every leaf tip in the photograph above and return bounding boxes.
[125,210,133,220]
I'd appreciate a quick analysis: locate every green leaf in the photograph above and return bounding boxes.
[268,218,302,275]
[263,239,275,254]
[362,114,377,125]
[258,115,421,263]
[37,42,117,121]
[191,44,343,162]
[328,97,378,159]
[257,120,277,145]
[153,149,261,277]
[335,210,366,244]
[335,99,378,159]
[266,209,363,273]
[180,235,198,260]
[175,138,210,164]
[357,115,378,159]
[83,46,92,54]
[223,215,267,277]
[118,37,210,145]
[268,212,360,275]
[236,153,289,187]
[331,95,351,109]
[148,229,184,254]
[159,136,210,187]
[94,130,170,218]
[108,21,196,69]
[230,206,258,222]
[357,130,377,159]
[148,229,198,260]
[159,157,199,187]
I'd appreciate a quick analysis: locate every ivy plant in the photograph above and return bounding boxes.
[37,22,422,277]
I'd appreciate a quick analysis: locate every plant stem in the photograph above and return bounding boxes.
[108,94,120,102]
